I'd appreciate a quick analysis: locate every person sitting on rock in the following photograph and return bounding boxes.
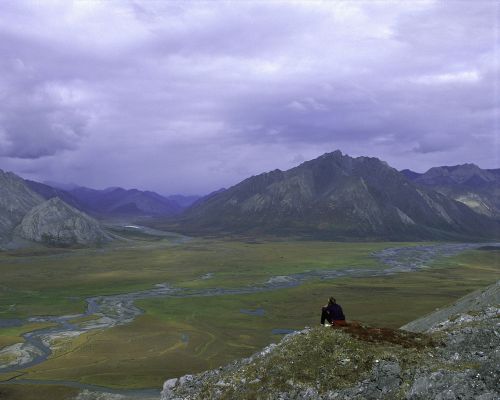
[321,297,346,326]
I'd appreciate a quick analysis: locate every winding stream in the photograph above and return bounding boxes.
[0,242,494,393]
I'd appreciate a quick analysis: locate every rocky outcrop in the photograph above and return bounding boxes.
[16,197,111,246]
[161,281,499,399]
[401,280,499,332]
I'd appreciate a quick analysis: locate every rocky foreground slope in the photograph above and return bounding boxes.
[160,281,499,400]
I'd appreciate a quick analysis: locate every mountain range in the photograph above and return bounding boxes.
[1,150,499,246]
[0,172,201,247]
[401,164,500,219]
[25,182,200,218]
[0,170,108,247]
[172,151,500,240]
[67,186,183,217]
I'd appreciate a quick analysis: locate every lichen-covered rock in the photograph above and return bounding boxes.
[16,197,110,246]
[407,369,493,400]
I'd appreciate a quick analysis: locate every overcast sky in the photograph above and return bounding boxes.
[0,0,498,195]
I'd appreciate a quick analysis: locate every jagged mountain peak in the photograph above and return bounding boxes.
[295,151,395,178]
[420,163,496,184]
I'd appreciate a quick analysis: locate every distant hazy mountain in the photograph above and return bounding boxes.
[16,198,110,246]
[42,180,80,191]
[183,188,226,210]
[403,164,500,219]
[68,186,183,217]
[400,169,422,181]
[25,179,83,210]
[27,180,193,218]
[0,170,44,242]
[177,151,499,240]
[166,194,201,208]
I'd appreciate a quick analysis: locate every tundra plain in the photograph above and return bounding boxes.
[0,230,498,399]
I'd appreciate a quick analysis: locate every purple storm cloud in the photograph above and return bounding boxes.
[0,1,498,195]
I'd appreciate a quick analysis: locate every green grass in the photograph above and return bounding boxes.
[15,248,500,390]
[0,239,419,319]
[0,383,78,400]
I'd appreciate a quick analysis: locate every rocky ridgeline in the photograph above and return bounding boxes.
[161,281,499,400]
[0,169,44,242]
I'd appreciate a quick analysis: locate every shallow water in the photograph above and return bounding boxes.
[240,308,266,316]
[3,378,160,397]
[0,319,23,328]
[271,329,297,335]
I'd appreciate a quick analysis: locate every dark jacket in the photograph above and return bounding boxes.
[322,303,345,322]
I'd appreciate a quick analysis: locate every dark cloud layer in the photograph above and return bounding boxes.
[0,61,90,158]
[0,0,498,194]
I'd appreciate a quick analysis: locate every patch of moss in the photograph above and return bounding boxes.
[0,383,78,400]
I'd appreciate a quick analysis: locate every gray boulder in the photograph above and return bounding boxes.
[408,370,493,400]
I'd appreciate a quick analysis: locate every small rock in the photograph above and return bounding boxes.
[374,361,402,394]
[178,374,193,385]
[163,378,178,391]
